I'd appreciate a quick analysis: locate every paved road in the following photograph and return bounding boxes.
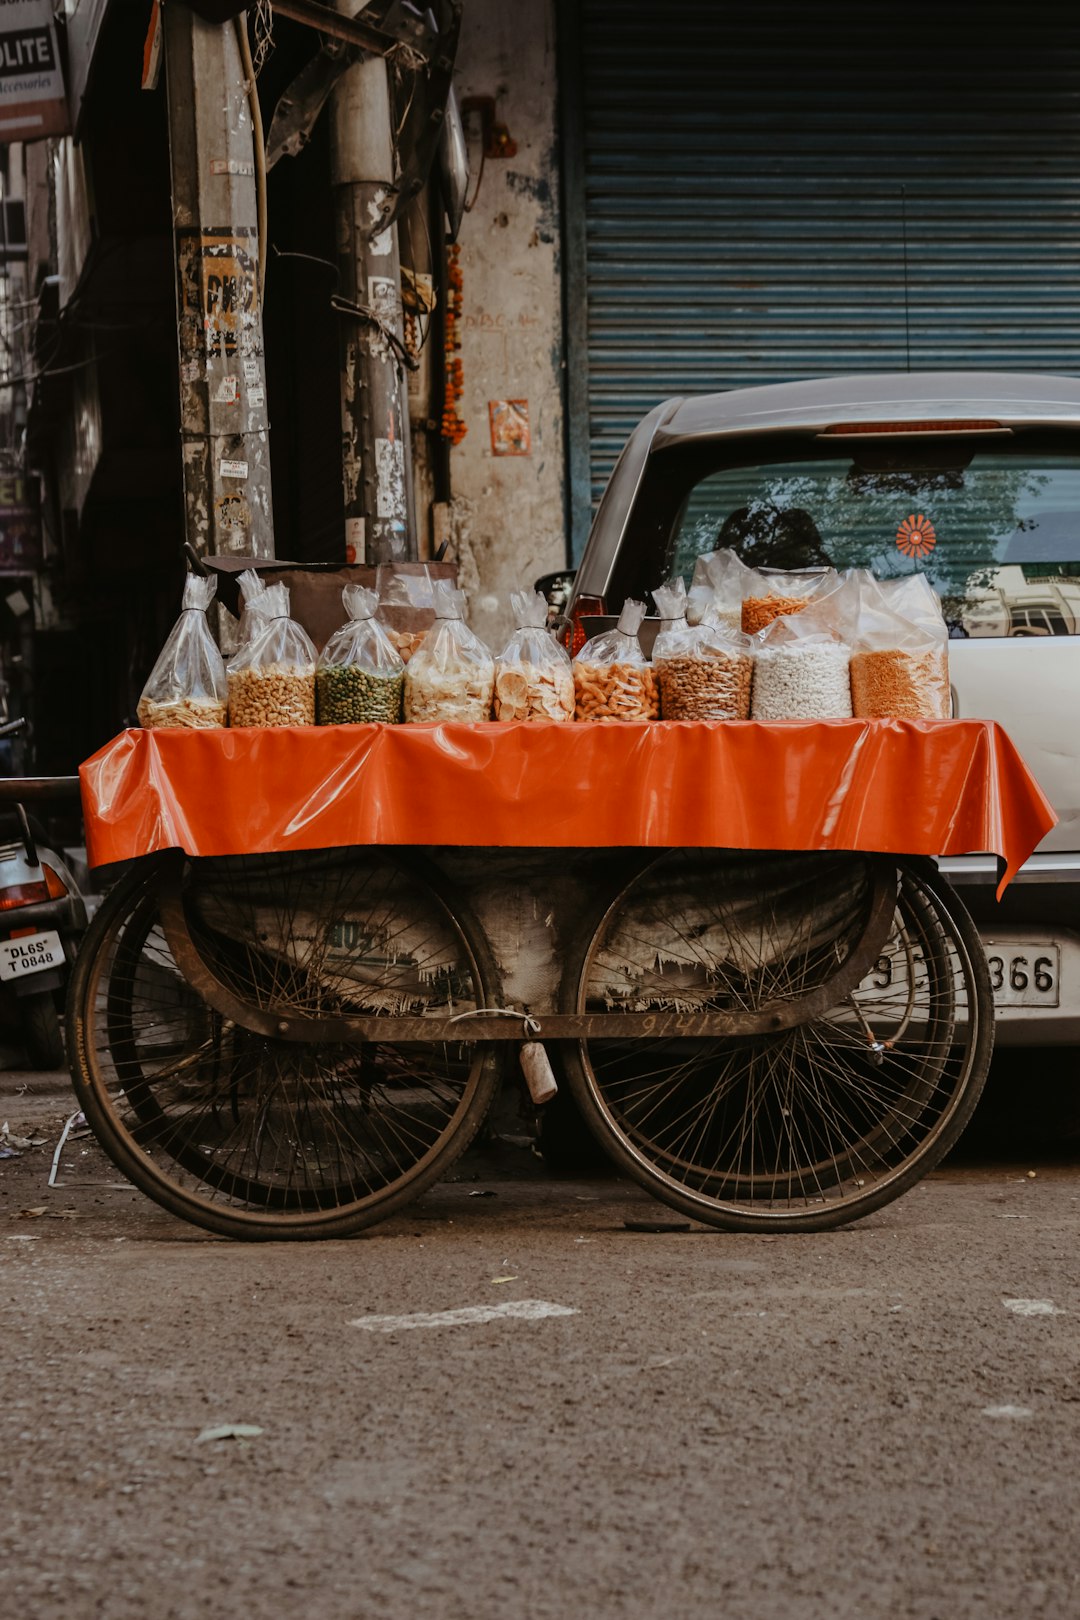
[2,1075,1079,1620]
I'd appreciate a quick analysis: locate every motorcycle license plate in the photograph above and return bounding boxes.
[0,930,64,982]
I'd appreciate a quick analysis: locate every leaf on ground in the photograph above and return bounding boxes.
[15,1207,47,1218]
[490,1275,518,1284]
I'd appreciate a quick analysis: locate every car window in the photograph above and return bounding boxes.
[669,450,1080,636]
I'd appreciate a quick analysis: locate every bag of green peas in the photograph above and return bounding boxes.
[316,585,405,725]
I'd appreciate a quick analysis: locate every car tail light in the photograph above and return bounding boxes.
[560,594,606,657]
[0,881,49,910]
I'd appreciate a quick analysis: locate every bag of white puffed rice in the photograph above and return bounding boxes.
[316,586,404,725]
[236,568,270,648]
[751,600,853,721]
[404,579,495,722]
[654,577,754,721]
[687,548,749,632]
[376,564,437,664]
[137,575,228,730]
[493,590,574,722]
[850,574,950,720]
[573,599,658,722]
[740,565,840,636]
[227,582,317,727]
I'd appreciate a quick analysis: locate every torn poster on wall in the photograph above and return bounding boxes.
[0,0,70,144]
[489,400,531,456]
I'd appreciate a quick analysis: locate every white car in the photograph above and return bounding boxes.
[564,372,1080,1049]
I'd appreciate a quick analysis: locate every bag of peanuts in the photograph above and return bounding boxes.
[751,599,854,720]
[226,582,317,727]
[493,590,575,721]
[653,578,754,721]
[740,566,839,635]
[687,548,748,632]
[236,567,270,649]
[137,575,228,729]
[573,599,659,722]
[376,564,436,663]
[404,579,495,722]
[316,586,404,725]
[850,574,950,719]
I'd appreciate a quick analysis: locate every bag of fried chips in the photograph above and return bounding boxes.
[493,590,575,721]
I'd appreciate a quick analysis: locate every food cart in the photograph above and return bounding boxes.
[68,715,1055,1241]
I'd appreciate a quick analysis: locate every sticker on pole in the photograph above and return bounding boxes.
[220,459,249,480]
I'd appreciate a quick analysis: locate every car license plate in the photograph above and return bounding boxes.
[0,930,64,982]
[984,941,1060,1008]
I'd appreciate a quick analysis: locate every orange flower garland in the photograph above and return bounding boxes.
[441,243,467,445]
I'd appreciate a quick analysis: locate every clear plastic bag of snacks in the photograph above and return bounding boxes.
[751,600,853,720]
[573,599,658,722]
[227,582,317,726]
[137,575,228,729]
[236,567,270,649]
[654,578,754,721]
[376,564,437,663]
[494,590,575,721]
[316,585,404,724]
[850,573,950,719]
[741,566,839,635]
[686,548,748,632]
[404,579,495,721]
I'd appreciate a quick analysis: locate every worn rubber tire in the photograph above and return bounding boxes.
[22,989,65,1071]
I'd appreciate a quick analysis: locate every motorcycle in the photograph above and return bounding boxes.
[0,720,87,1069]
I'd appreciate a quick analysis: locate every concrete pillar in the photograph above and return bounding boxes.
[328,32,414,564]
[163,3,274,560]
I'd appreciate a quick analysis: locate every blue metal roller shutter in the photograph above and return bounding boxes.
[571,0,1080,527]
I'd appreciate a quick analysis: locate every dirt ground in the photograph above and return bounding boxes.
[2,1072,1079,1620]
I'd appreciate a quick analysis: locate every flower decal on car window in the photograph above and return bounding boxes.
[896,513,937,559]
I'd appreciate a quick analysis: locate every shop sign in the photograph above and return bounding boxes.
[0,474,40,571]
[0,0,70,144]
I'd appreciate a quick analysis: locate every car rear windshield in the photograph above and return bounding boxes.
[660,443,1080,637]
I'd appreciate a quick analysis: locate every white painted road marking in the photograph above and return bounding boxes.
[349,1300,578,1333]
[982,1405,1035,1419]
[1003,1298,1063,1317]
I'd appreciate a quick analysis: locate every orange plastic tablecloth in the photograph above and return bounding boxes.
[80,719,1056,895]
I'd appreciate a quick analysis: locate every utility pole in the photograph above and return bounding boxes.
[328,17,415,564]
[163,3,274,561]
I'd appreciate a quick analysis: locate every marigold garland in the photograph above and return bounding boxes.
[441,243,467,444]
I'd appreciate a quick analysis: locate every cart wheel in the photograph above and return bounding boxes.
[66,850,501,1239]
[560,851,993,1231]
